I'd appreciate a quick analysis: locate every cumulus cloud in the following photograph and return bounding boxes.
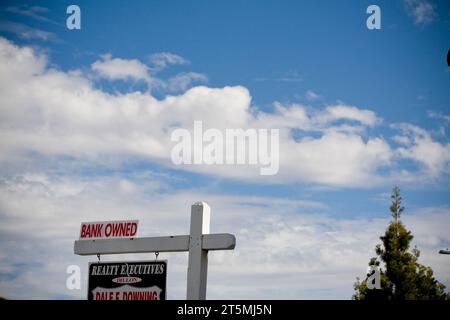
[0,37,448,188]
[320,105,381,127]
[392,135,411,145]
[393,123,450,177]
[403,0,437,26]
[91,53,152,84]
[0,37,449,300]
[89,52,205,93]
[281,132,392,186]
[256,102,381,131]
[148,52,189,71]
[0,173,448,299]
[167,72,208,92]
[153,71,208,93]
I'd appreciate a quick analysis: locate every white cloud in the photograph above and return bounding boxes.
[392,135,411,145]
[148,52,189,71]
[249,103,390,186]
[428,110,450,123]
[0,173,448,299]
[0,37,448,187]
[403,0,437,26]
[91,54,152,84]
[4,5,61,26]
[306,90,322,101]
[321,105,381,127]
[163,72,208,93]
[0,38,449,299]
[89,52,202,92]
[257,103,381,131]
[393,123,450,177]
[280,132,392,186]
[0,21,59,42]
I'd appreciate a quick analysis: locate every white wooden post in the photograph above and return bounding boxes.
[186,202,210,300]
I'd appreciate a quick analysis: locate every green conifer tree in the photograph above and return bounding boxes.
[353,187,449,300]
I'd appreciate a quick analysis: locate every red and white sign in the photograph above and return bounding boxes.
[79,220,139,239]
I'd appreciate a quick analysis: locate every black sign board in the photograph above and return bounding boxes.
[88,260,167,300]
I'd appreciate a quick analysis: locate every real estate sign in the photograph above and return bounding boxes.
[88,260,167,300]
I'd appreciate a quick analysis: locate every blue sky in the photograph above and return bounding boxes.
[0,0,449,299]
